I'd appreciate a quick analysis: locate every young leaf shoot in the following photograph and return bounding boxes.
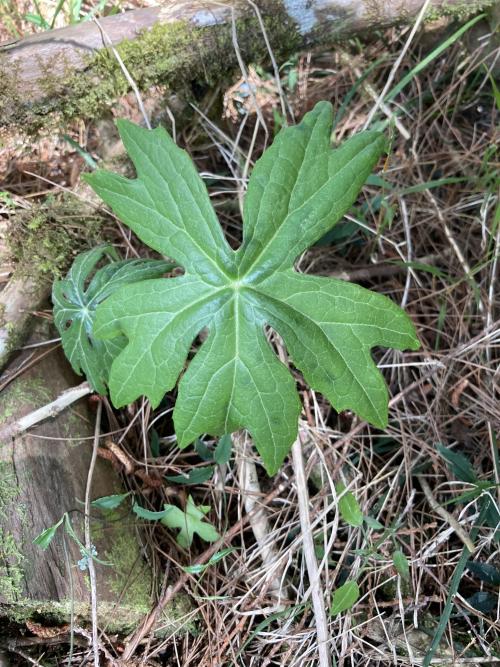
[53,245,173,393]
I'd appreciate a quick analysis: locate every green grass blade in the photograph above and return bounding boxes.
[422,499,491,667]
[50,0,67,29]
[386,14,486,103]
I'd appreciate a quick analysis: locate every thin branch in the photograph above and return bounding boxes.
[230,5,268,142]
[343,56,410,139]
[326,250,448,282]
[72,626,119,666]
[245,0,287,121]
[0,381,92,440]
[363,0,433,128]
[93,18,153,132]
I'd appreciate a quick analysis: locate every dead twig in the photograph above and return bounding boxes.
[0,381,92,440]
[234,430,287,603]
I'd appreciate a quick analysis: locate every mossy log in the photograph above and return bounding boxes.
[0,329,189,634]
[0,0,495,133]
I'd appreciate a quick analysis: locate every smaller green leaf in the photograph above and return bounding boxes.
[182,548,236,575]
[208,547,236,565]
[161,496,220,549]
[481,496,500,537]
[466,591,497,614]
[390,260,449,280]
[53,245,174,393]
[33,516,64,549]
[64,514,82,546]
[214,434,232,466]
[436,443,477,483]
[24,12,50,28]
[150,428,160,458]
[91,492,130,510]
[330,581,360,616]
[443,481,497,507]
[352,548,371,557]
[182,563,207,574]
[466,561,500,585]
[165,466,215,485]
[364,516,384,530]
[315,220,359,246]
[133,504,170,521]
[336,482,363,527]
[392,549,410,580]
[366,173,392,189]
[63,135,98,169]
[195,439,214,461]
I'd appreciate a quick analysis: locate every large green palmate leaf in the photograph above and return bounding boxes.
[85,101,419,474]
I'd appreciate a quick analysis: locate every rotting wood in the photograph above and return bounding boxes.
[0,0,495,133]
[0,275,50,372]
[0,326,191,634]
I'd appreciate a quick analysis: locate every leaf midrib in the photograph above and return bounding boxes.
[238,144,375,281]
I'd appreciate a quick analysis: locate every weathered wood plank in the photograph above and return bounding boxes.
[0,328,188,633]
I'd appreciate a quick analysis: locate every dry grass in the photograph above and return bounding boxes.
[0,11,499,667]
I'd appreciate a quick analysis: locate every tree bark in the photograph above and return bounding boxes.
[0,275,51,372]
[0,0,494,133]
[0,327,187,634]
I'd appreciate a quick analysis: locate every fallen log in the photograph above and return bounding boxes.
[0,326,189,634]
[0,0,495,133]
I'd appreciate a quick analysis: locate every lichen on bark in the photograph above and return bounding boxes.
[0,462,26,604]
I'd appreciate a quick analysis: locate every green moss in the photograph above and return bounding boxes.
[91,508,196,634]
[155,594,197,638]
[0,4,301,134]
[102,528,151,607]
[0,462,26,604]
[424,0,495,22]
[6,199,104,283]
[2,595,194,634]
[0,463,18,512]
[0,373,53,605]
[0,529,25,603]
